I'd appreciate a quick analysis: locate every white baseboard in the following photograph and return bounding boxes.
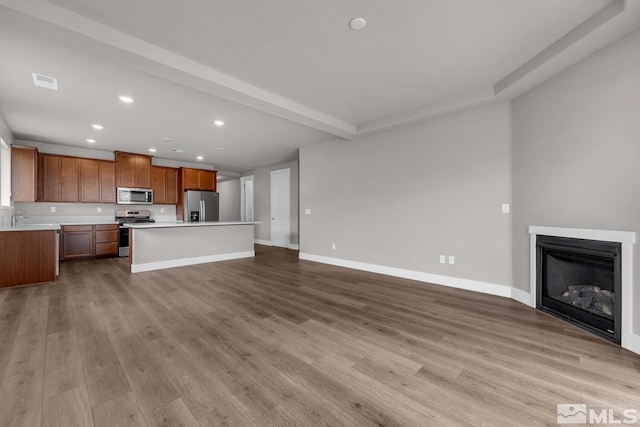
[131,251,255,273]
[289,244,299,250]
[254,239,272,246]
[298,253,511,298]
[627,333,640,355]
[510,287,533,307]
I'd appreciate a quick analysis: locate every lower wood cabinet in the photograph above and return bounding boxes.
[0,230,57,288]
[61,224,118,260]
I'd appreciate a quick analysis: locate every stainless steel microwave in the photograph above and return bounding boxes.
[117,187,153,205]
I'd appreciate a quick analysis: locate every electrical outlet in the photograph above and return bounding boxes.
[448,256,455,265]
[439,255,446,264]
[97,207,102,213]
[50,206,56,213]
[331,243,336,250]
[502,203,510,214]
[305,208,311,215]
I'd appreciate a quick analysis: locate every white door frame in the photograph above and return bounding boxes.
[270,168,290,248]
[240,175,254,222]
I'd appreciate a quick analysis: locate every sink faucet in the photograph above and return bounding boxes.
[11,210,29,227]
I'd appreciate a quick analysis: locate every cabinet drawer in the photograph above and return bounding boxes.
[63,225,93,232]
[95,230,118,243]
[95,224,118,231]
[95,242,118,256]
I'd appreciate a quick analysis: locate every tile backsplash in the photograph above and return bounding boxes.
[13,202,177,224]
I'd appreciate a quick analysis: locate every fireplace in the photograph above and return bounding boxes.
[536,235,621,344]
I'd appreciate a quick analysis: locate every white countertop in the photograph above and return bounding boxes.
[125,221,259,229]
[0,224,61,232]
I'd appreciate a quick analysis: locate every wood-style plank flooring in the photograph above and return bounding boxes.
[0,245,639,426]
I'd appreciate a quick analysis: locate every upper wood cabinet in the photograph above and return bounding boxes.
[181,168,217,191]
[41,154,80,202]
[10,145,38,202]
[115,152,152,188]
[151,166,178,205]
[40,154,115,203]
[80,159,116,203]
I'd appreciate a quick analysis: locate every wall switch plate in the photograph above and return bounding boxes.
[502,203,510,214]
[50,206,56,213]
[439,255,446,264]
[331,243,336,250]
[305,208,311,215]
[448,256,455,265]
[97,207,102,213]
[161,208,165,213]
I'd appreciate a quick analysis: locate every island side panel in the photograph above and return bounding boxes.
[0,230,57,288]
[130,224,254,272]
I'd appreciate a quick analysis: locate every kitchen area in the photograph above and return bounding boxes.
[0,144,256,288]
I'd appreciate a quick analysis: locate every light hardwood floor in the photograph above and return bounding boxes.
[0,245,638,426]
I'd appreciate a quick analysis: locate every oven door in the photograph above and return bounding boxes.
[118,225,129,257]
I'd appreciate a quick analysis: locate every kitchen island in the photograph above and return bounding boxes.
[125,221,257,273]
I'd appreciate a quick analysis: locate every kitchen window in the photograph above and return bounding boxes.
[0,138,10,206]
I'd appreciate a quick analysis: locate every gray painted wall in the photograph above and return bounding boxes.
[242,159,299,246]
[219,178,241,221]
[299,103,512,286]
[0,113,13,146]
[512,28,640,330]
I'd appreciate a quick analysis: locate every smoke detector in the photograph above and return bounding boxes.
[32,73,58,90]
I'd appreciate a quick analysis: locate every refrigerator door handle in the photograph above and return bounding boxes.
[200,199,205,222]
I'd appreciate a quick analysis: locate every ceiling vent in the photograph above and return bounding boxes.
[169,148,184,153]
[32,73,58,90]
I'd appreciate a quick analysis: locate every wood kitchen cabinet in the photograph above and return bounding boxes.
[10,145,38,202]
[115,151,152,188]
[0,230,57,288]
[181,167,217,191]
[41,154,80,202]
[60,224,118,260]
[80,159,116,203]
[151,166,178,204]
[61,225,93,259]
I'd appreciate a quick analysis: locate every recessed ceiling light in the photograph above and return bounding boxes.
[216,147,225,150]
[349,17,367,31]
[91,124,103,130]
[86,138,96,144]
[118,95,134,103]
[196,156,204,160]
[32,73,58,90]
[214,120,224,127]
[148,148,157,152]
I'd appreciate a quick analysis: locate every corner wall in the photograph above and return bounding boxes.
[299,103,513,291]
[218,178,241,221]
[512,29,640,332]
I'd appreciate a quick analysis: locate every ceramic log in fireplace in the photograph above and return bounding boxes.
[536,235,621,344]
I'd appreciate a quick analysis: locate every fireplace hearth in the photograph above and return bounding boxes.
[536,235,621,344]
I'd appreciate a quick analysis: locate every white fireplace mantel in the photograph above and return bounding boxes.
[528,226,637,354]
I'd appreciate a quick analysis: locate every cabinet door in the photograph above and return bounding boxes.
[95,224,118,256]
[80,159,100,202]
[183,168,200,190]
[100,161,116,203]
[135,155,151,188]
[61,157,80,202]
[11,146,38,202]
[151,166,166,204]
[116,152,136,187]
[62,226,94,259]
[199,170,215,191]
[165,168,178,204]
[41,155,62,202]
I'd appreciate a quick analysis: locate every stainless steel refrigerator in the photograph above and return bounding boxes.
[183,190,219,222]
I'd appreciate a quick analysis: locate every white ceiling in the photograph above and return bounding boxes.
[0,0,638,173]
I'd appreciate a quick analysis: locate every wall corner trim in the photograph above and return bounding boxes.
[510,287,533,307]
[298,252,512,298]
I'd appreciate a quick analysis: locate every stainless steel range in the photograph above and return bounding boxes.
[115,210,155,257]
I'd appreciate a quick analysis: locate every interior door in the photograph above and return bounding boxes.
[241,176,254,222]
[270,169,290,248]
